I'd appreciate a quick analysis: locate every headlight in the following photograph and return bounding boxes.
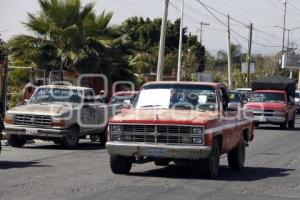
[110,125,123,133]
[192,127,204,135]
[4,113,14,124]
[192,137,203,144]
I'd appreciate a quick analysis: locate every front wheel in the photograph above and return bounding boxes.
[288,115,295,129]
[228,136,246,170]
[7,134,27,148]
[201,139,220,178]
[62,126,80,149]
[110,155,132,174]
[280,117,288,130]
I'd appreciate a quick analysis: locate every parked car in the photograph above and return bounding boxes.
[227,90,248,110]
[109,91,138,111]
[106,81,254,178]
[4,85,119,149]
[235,88,253,100]
[295,90,300,112]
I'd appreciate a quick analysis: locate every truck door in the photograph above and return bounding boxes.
[81,90,98,133]
[218,87,239,152]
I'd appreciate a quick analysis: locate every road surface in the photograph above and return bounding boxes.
[1,115,300,200]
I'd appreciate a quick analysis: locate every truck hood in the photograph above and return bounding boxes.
[7,103,73,116]
[110,109,219,126]
[245,102,286,110]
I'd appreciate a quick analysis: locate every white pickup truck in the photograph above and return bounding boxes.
[4,85,119,149]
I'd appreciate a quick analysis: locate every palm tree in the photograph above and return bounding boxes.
[9,0,116,72]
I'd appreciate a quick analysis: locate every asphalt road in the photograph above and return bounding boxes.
[1,115,300,200]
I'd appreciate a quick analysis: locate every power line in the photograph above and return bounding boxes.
[194,0,282,48]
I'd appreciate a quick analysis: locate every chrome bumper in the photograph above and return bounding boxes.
[106,141,212,159]
[253,115,286,123]
[5,125,69,138]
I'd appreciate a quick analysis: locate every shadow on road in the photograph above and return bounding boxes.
[129,165,295,181]
[0,161,51,169]
[23,142,105,151]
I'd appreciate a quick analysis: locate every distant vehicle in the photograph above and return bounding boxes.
[246,76,297,129]
[235,88,253,100]
[227,90,248,111]
[4,85,119,149]
[109,91,138,110]
[296,90,300,112]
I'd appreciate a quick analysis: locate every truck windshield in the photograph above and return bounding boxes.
[250,92,285,103]
[29,88,83,104]
[134,84,217,111]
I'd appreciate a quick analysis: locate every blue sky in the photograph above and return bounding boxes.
[1,0,300,55]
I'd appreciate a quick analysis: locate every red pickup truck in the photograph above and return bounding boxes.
[106,82,254,178]
[246,76,297,129]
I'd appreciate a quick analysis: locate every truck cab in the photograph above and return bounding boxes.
[106,82,254,178]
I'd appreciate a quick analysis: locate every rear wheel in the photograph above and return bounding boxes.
[110,155,132,174]
[7,134,27,148]
[154,159,170,166]
[62,126,80,149]
[280,117,288,129]
[228,136,245,170]
[201,139,220,178]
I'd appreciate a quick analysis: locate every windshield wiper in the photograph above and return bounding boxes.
[140,105,166,108]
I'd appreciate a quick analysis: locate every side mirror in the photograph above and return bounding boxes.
[24,99,29,105]
[123,100,132,109]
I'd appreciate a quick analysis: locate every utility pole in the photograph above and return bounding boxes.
[227,14,232,89]
[198,22,210,44]
[282,0,287,55]
[156,0,169,81]
[177,0,184,82]
[287,29,293,78]
[247,23,253,88]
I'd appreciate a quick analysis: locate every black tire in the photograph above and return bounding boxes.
[99,133,107,147]
[280,117,288,130]
[62,126,80,149]
[228,136,246,170]
[254,122,259,128]
[201,139,220,178]
[288,115,295,129]
[110,155,132,174]
[7,134,27,148]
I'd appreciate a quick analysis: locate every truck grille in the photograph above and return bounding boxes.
[110,124,202,145]
[14,114,52,127]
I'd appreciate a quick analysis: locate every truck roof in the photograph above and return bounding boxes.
[144,81,223,88]
[37,85,92,91]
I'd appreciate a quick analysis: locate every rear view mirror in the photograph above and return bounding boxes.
[24,99,29,105]
[123,100,131,109]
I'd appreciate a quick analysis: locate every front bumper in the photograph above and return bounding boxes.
[106,141,212,159]
[253,115,286,123]
[5,124,69,138]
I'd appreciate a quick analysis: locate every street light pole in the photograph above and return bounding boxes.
[177,0,184,82]
[156,0,169,81]
[282,0,287,55]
